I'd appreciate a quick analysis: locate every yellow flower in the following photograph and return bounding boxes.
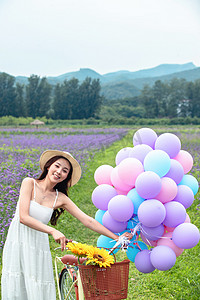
[86,247,115,268]
[67,242,90,257]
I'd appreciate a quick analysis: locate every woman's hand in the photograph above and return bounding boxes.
[51,229,68,251]
[121,231,133,240]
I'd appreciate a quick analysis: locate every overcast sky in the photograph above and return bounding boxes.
[0,0,200,77]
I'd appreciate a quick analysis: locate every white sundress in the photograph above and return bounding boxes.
[1,180,58,300]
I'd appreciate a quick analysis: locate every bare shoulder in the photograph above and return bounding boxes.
[58,192,74,209]
[21,177,35,189]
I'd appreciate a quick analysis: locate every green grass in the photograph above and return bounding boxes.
[1,127,200,299]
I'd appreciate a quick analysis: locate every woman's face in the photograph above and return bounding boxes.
[48,158,71,184]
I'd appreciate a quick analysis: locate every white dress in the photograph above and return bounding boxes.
[1,180,58,300]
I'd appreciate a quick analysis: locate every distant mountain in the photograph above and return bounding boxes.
[47,68,102,85]
[102,62,197,83]
[3,62,199,99]
[101,66,200,99]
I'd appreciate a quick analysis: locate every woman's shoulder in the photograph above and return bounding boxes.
[57,191,71,207]
[21,177,35,187]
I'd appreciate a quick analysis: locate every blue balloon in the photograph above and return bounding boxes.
[127,188,145,214]
[97,235,119,254]
[144,150,171,177]
[126,241,148,262]
[95,209,106,225]
[179,174,199,195]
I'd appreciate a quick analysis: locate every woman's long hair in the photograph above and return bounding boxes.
[37,155,73,226]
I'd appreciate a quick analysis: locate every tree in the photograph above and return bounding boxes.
[15,83,26,117]
[26,75,51,118]
[0,73,16,117]
[140,85,156,118]
[167,78,186,118]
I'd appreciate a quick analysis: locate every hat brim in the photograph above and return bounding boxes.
[39,150,82,186]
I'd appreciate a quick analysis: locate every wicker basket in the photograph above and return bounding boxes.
[78,260,130,300]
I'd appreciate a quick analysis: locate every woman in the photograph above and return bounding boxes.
[1,149,132,300]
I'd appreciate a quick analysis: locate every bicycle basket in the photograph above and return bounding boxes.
[78,259,130,300]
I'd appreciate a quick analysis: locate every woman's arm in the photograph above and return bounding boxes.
[19,178,68,250]
[61,195,132,241]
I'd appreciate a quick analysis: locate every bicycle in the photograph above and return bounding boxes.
[55,237,131,300]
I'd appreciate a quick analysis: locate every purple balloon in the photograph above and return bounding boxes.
[92,184,118,211]
[163,201,186,228]
[150,246,176,271]
[155,133,181,158]
[102,211,127,233]
[115,147,132,165]
[133,128,158,148]
[173,185,194,209]
[141,224,165,241]
[135,171,162,199]
[165,159,184,184]
[138,199,166,227]
[108,195,134,222]
[172,223,200,249]
[129,144,153,164]
[135,250,155,273]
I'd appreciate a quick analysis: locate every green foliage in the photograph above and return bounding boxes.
[53,77,103,119]
[26,75,52,118]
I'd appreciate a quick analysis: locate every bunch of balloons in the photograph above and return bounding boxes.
[92,127,200,273]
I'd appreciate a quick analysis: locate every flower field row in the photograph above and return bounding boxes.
[0,127,128,251]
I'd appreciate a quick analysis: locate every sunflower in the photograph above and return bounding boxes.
[86,247,115,268]
[67,242,90,257]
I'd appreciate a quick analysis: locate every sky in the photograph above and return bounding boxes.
[0,0,200,77]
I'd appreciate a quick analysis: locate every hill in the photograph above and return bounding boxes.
[2,62,199,99]
[101,66,200,99]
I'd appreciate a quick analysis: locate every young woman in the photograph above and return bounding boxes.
[1,149,132,300]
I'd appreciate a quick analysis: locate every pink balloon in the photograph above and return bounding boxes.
[111,166,133,192]
[94,165,113,186]
[157,232,183,257]
[116,189,128,195]
[164,225,175,232]
[115,147,132,165]
[140,232,158,247]
[185,213,191,223]
[174,150,193,174]
[117,157,144,186]
[155,177,178,204]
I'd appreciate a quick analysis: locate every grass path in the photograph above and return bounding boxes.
[52,129,200,300]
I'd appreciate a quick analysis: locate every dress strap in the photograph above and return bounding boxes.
[33,179,36,201]
[52,189,59,209]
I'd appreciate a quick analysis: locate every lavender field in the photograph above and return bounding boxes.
[0,127,128,252]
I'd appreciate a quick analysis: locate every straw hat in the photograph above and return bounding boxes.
[39,150,82,186]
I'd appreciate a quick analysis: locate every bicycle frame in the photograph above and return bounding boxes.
[55,255,85,300]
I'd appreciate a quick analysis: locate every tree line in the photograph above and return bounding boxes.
[0,73,103,119]
[103,78,200,119]
[0,72,200,120]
